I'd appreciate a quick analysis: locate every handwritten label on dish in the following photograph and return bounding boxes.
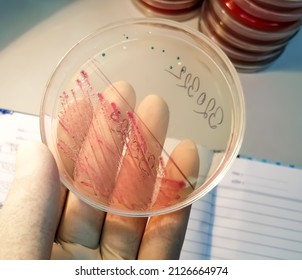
[165,66,224,129]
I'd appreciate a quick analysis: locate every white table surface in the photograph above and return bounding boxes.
[1,0,302,167]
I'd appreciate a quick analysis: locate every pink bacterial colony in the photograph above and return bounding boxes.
[57,70,187,211]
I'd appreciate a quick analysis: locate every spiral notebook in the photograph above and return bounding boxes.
[1,109,302,259]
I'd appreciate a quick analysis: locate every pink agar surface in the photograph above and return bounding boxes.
[57,71,190,211]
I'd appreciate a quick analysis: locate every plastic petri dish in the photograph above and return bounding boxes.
[219,0,298,30]
[233,0,302,22]
[40,18,245,217]
[141,0,202,10]
[201,1,294,53]
[211,0,301,41]
[231,50,285,72]
[253,0,302,9]
[199,12,285,62]
[132,0,203,21]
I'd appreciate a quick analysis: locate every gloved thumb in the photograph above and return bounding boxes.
[0,141,63,259]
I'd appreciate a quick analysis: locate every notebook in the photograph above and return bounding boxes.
[180,157,302,260]
[0,110,40,207]
[1,109,302,259]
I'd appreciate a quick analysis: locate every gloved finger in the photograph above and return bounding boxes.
[138,139,199,259]
[56,81,136,249]
[100,95,169,259]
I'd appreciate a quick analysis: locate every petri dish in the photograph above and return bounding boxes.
[233,0,302,22]
[211,0,301,41]
[201,2,294,52]
[253,0,302,9]
[219,0,298,30]
[199,10,285,72]
[199,0,301,72]
[40,18,245,217]
[132,0,203,21]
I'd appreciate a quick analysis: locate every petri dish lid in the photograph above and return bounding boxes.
[140,0,202,10]
[201,1,295,53]
[40,18,245,216]
[231,49,285,72]
[218,0,299,31]
[233,0,302,22]
[253,0,302,9]
[211,0,301,41]
[132,0,202,21]
[200,15,285,63]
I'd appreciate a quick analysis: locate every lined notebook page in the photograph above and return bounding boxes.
[180,190,216,259]
[0,111,40,207]
[181,157,302,259]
